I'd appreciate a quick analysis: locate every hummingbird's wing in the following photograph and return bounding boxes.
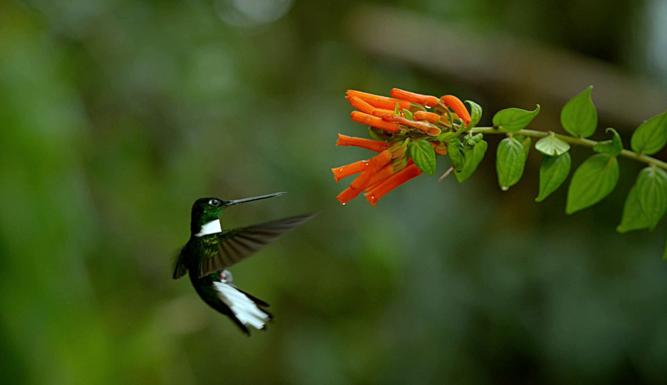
[196,213,315,278]
[172,247,188,279]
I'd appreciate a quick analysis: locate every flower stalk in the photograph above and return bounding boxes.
[332,85,667,259]
[470,127,667,171]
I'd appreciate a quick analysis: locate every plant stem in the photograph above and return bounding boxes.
[470,126,667,171]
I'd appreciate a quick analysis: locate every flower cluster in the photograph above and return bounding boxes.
[332,88,473,205]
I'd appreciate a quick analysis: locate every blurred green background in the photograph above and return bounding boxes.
[1,0,667,384]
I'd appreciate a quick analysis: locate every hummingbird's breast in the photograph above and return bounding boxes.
[194,219,222,237]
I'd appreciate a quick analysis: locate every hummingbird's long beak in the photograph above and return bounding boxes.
[222,192,286,207]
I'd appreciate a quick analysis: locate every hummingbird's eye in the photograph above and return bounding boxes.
[208,199,221,207]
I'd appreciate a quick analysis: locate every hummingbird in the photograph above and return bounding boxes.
[173,192,313,335]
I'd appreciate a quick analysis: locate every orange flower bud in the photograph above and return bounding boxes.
[346,90,410,110]
[441,95,471,125]
[432,142,448,155]
[350,111,400,132]
[364,163,421,206]
[336,186,362,205]
[390,88,440,107]
[349,170,373,192]
[336,133,389,152]
[365,164,395,189]
[331,159,369,182]
[391,116,441,136]
[370,108,395,119]
[350,149,393,190]
[346,95,376,114]
[413,110,442,123]
[365,158,408,189]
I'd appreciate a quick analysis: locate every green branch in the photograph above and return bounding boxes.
[470,126,667,171]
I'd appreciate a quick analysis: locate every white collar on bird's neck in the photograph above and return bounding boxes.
[195,219,222,237]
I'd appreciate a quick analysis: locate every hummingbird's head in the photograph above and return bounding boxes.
[192,197,225,225]
[190,192,286,233]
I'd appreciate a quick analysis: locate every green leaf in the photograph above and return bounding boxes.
[496,136,528,190]
[402,109,414,120]
[492,105,540,133]
[561,86,597,138]
[368,127,383,141]
[465,100,482,127]
[535,134,570,156]
[635,167,667,230]
[437,131,458,142]
[566,153,619,214]
[630,110,667,155]
[617,180,652,233]
[593,128,623,156]
[536,152,571,202]
[409,139,436,175]
[446,137,464,171]
[519,135,532,157]
[663,238,667,260]
[455,139,488,182]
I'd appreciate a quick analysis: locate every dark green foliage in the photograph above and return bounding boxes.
[566,154,619,214]
[409,139,436,175]
[635,167,667,230]
[465,100,483,127]
[492,105,540,133]
[496,136,528,190]
[561,86,597,138]
[631,110,667,155]
[455,139,488,182]
[535,134,570,156]
[617,167,667,232]
[446,136,465,171]
[536,153,571,202]
[617,180,654,233]
[484,89,665,257]
[593,128,623,156]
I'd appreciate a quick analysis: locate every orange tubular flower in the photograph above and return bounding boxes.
[337,150,394,204]
[346,95,376,114]
[336,186,362,205]
[350,149,392,190]
[336,88,477,206]
[391,116,441,136]
[390,88,440,107]
[365,159,408,189]
[364,163,422,206]
[413,110,441,123]
[331,159,369,182]
[441,95,471,125]
[346,90,410,110]
[347,95,396,119]
[365,164,395,188]
[350,111,400,132]
[370,108,395,119]
[336,133,389,152]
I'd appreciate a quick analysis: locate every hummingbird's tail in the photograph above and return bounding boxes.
[212,281,272,333]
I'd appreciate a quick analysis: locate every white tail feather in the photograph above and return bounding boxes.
[213,281,269,329]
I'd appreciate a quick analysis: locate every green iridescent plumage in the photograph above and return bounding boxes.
[173,193,314,334]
